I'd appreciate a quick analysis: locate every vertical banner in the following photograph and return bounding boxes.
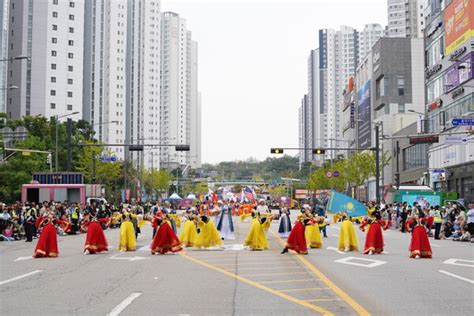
[444,0,474,55]
[357,80,371,149]
[121,190,126,203]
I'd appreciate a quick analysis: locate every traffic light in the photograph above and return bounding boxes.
[271,148,284,154]
[46,153,52,165]
[394,173,400,189]
[313,149,326,155]
[129,145,144,151]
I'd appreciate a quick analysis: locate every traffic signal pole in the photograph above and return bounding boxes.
[375,124,380,204]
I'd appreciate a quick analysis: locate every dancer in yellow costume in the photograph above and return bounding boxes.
[338,213,358,252]
[194,215,223,249]
[243,212,273,251]
[180,210,198,247]
[118,210,137,251]
[303,211,323,249]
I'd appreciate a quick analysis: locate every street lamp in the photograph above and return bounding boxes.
[0,85,18,91]
[0,55,30,62]
[55,111,79,172]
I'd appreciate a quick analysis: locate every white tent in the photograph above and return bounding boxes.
[168,193,182,200]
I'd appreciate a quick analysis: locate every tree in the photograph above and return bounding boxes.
[143,169,172,195]
[75,144,122,185]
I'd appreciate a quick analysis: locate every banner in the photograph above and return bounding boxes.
[357,80,371,149]
[444,0,474,55]
[327,191,367,218]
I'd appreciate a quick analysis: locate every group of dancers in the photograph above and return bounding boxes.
[30,200,432,260]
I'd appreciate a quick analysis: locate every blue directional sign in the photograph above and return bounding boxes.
[99,156,117,162]
[452,118,474,126]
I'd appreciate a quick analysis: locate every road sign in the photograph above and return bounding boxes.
[332,171,340,177]
[452,118,474,126]
[431,169,445,173]
[409,136,439,144]
[445,136,468,144]
[99,156,117,162]
[326,171,332,178]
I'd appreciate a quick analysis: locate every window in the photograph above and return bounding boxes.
[50,103,56,109]
[67,92,73,97]
[52,12,58,18]
[68,79,73,85]
[52,37,57,44]
[69,2,75,7]
[69,27,74,33]
[403,144,427,171]
[53,0,58,4]
[68,66,73,72]
[397,76,405,96]
[68,40,74,46]
[52,24,57,31]
[50,90,56,96]
[51,50,57,56]
[51,77,56,83]
[51,64,57,69]
[67,104,73,111]
[69,14,74,21]
[398,103,405,113]
[68,53,74,59]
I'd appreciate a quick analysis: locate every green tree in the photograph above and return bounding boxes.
[75,144,121,185]
[143,169,172,195]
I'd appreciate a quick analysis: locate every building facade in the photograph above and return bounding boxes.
[0,0,9,113]
[7,0,84,121]
[424,0,474,202]
[387,0,428,38]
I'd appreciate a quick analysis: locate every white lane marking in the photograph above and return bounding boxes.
[443,258,474,268]
[153,277,159,280]
[223,244,245,251]
[14,256,34,262]
[138,245,150,252]
[382,251,390,254]
[431,243,441,248]
[438,270,474,285]
[335,256,386,268]
[106,292,142,316]
[0,270,43,286]
[326,246,345,255]
[110,253,150,262]
[331,234,339,237]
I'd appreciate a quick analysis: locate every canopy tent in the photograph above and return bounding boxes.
[168,193,182,201]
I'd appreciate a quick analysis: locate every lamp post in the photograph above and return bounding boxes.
[0,55,30,62]
[55,111,79,172]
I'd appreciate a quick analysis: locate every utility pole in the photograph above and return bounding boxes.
[375,125,381,204]
[66,118,72,171]
[395,140,400,190]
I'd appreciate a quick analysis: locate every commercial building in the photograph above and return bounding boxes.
[6,0,84,120]
[424,0,474,202]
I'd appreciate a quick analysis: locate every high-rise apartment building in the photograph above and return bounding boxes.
[160,12,200,170]
[0,0,9,113]
[358,24,385,61]
[387,0,428,38]
[7,0,84,120]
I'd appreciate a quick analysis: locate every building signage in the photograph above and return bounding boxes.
[409,136,439,144]
[350,102,355,128]
[357,80,371,149]
[425,64,442,79]
[444,0,474,55]
[444,52,474,92]
[449,46,467,61]
[427,21,443,38]
[452,87,465,99]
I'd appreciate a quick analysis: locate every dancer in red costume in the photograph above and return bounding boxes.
[150,217,183,255]
[360,211,389,255]
[84,215,109,254]
[406,214,432,259]
[281,214,309,255]
[33,214,59,258]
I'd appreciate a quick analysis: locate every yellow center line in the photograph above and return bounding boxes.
[259,278,317,284]
[180,253,334,316]
[280,287,330,292]
[240,272,311,277]
[305,298,343,302]
[268,229,371,316]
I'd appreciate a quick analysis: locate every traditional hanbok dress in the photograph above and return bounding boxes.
[180,215,198,247]
[338,218,358,251]
[305,216,323,248]
[360,218,388,254]
[84,219,108,254]
[151,218,183,254]
[194,216,223,249]
[243,214,272,250]
[284,216,308,254]
[118,212,136,251]
[406,217,432,258]
[217,205,235,240]
[278,208,292,238]
[33,217,59,258]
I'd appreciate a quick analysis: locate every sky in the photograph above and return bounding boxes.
[161,0,388,164]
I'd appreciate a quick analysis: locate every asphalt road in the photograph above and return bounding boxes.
[0,215,473,316]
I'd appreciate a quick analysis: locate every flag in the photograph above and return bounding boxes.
[244,186,255,201]
[327,191,367,218]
